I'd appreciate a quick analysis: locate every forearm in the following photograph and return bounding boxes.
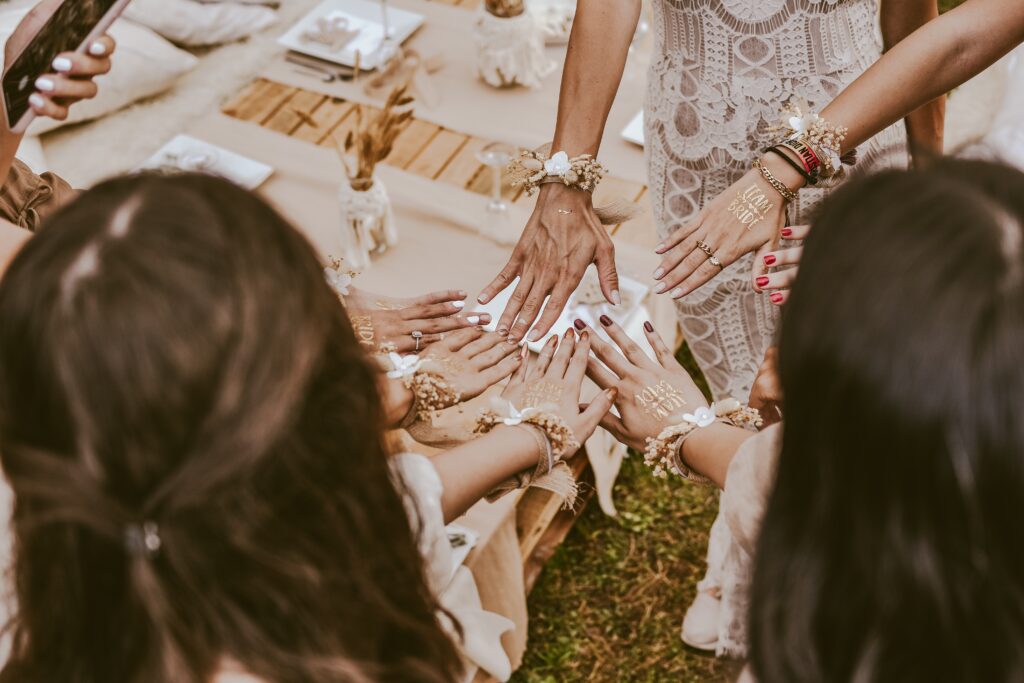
[880,0,944,160]
[681,424,753,489]
[432,426,542,522]
[824,0,1024,152]
[549,0,639,156]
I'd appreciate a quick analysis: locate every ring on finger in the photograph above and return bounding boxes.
[411,330,424,352]
[696,240,724,271]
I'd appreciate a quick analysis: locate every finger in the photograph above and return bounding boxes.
[528,281,575,343]
[509,344,530,385]
[51,50,112,78]
[564,330,591,387]
[33,74,98,103]
[480,353,523,388]
[586,357,619,390]
[780,224,810,241]
[582,322,633,377]
[460,330,504,356]
[594,241,621,306]
[599,409,627,442]
[26,94,67,121]
[408,289,468,307]
[473,338,520,369]
[510,276,555,343]
[670,259,723,300]
[767,289,789,307]
[597,315,656,369]
[442,327,485,351]
[764,246,803,268]
[755,267,799,293]
[401,300,467,321]
[576,388,618,440]
[642,321,680,370]
[477,255,521,305]
[495,274,532,337]
[414,316,485,335]
[651,242,708,294]
[546,328,576,379]
[655,215,703,254]
[87,35,116,57]
[750,240,775,292]
[528,335,559,381]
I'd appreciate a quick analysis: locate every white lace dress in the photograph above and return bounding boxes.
[644,0,908,401]
[643,0,907,658]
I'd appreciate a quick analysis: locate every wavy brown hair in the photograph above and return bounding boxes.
[0,173,463,682]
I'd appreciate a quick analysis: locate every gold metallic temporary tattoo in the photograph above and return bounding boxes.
[523,380,563,408]
[350,315,376,349]
[634,380,688,419]
[727,184,775,230]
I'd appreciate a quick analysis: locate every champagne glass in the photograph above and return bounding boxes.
[476,142,514,214]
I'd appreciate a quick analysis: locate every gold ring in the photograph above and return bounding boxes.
[709,255,723,270]
[411,330,423,352]
[695,240,714,258]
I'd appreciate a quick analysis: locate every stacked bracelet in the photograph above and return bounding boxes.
[771,99,854,186]
[752,158,798,202]
[475,398,582,509]
[643,398,762,481]
[765,146,816,185]
[509,148,605,196]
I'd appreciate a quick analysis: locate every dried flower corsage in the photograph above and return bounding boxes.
[773,98,856,185]
[381,353,462,424]
[509,148,606,195]
[475,398,581,508]
[324,257,357,298]
[643,398,762,482]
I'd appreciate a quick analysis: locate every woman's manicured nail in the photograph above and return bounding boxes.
[34,78,55,92]
[28,94,45,109]
[656,243,666,253]
[644,321,654,333]
[527,330,542,342]
[671,288,684,299]
[573,318,586,331]
[764,254,777,266]
[466,315,480,325]
[89,42,108,56]
[480,313,491,323]
[580,330,589,341]
[599,315,612,327]
[607,387,618,400]
[655,282,667,294]
[52,57,72,72]
[497,326,508,335]
[452,301,465,310]
[457,290,467,298]
[770,292,784,304]
[653,267,665,280]
[565,327,575,339]
[610,290,621,305]
[781,228,793,238]
[755,276,770,287]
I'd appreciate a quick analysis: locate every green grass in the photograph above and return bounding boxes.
[511,345,739,682]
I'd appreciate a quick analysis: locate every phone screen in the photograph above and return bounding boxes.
[2,0,118,129]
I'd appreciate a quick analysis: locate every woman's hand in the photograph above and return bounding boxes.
[748,347,782,426]
[500,328,616,446]
[420,328,521,402]
[653,158,799,299]
[478,184,619,343]
[345,287,492,354]
[581,316,707,451]
[5,0,116,123]
[751,224,808,306]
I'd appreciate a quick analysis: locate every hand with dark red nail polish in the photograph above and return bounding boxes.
[756,276,770,287]
[643,321,654,333]
[781,228,792,238]
[599,315,612,327]
[574,318,586,331]
[764,254,777,266]
[770,292,784,304]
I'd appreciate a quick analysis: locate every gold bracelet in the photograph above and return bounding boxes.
[643,398,762,480]
[753,158,798,202]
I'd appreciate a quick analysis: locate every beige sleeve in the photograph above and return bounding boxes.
[721,423,782,558]
[0,159,77,233]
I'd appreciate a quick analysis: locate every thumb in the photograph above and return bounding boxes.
[594,242,621,306]
[575,388,618,442]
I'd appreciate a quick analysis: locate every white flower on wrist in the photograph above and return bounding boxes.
[544,151,572,177]
[324,265,354,297]
[682,405,717,428]
[787,112,819,135]
[387,352,422,379]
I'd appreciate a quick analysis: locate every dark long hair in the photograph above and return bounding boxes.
[749,159,1024,682]
[0,174,463,682]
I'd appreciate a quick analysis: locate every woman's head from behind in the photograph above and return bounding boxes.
[752,159,1024,682]
[0,174,461,683]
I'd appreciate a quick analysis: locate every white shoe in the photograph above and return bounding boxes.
[680,589,720,651]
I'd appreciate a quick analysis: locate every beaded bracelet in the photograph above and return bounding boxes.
[753,158,798,202]
[509,149,606,196]
[475,398,582,508]
[643,398,762,481]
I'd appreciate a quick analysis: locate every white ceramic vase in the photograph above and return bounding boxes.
[473,9,555,89]
[338,176,397,271]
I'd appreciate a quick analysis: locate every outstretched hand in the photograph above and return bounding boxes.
[420,328,522,402]
[478,184,619,344]
[653,168,783,299]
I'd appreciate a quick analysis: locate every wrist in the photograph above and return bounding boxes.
[758,153,805,192]
[493,424,547,472]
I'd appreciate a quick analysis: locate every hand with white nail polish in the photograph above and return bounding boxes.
[342,286,491,354]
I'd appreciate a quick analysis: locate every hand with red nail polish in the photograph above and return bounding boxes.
[750,224,809,297]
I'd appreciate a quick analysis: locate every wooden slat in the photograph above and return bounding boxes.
[321,104,382,149]
[406,129,469,179]
[221,78,273,118]
[384,119,440,168]
[263,89,327,135]
[437,136,488,189]
[293,97,355,144]
[223,79,297,124]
